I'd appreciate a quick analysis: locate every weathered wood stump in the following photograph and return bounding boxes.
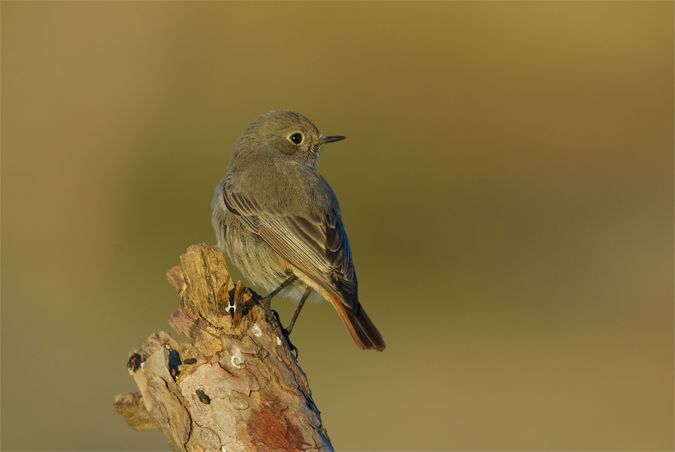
[113,243,332,452]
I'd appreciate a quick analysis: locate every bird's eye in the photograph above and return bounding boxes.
[289,133,303,145]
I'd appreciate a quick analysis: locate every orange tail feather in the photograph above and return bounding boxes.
[331,298,386,351]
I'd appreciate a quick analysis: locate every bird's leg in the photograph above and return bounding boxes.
[260,274,298,329]
[285,285,312,335]
[260,274,297,309]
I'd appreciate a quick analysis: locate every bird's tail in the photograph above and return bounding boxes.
[332,300,386,351]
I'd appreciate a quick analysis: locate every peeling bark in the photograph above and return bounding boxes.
[113,243,332,452]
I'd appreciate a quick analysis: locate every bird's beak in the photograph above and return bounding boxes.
[315,135,346,145]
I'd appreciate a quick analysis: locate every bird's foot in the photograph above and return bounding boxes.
[280,326,299,359]
[259,302,299,358]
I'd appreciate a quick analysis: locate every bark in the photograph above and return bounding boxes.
[113,243,332,452]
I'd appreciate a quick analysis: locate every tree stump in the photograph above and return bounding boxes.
[113,243,333,452]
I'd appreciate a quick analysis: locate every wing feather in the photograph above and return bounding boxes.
[222,174,359,314]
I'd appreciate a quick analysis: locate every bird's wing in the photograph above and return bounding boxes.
[222,174,359,314]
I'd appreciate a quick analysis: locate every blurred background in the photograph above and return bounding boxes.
[2,2,673,451]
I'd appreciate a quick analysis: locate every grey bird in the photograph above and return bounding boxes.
[212,110,386,351]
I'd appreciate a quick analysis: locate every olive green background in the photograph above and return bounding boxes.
[2,2,673,451]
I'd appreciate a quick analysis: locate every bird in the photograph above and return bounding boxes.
[212,110,386,351]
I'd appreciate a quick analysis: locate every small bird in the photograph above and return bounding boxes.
[212,110,386,351]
